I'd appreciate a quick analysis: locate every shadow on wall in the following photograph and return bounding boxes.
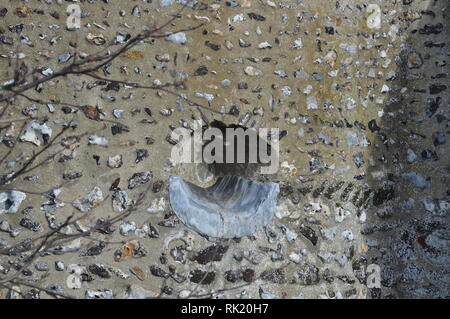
[365,0,449,298]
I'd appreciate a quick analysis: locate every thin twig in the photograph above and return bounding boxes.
[0,6,202,103]
[0,214,75,284]
[82,72,221,114]
[10,279,76,299]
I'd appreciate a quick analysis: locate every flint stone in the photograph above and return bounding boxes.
[165,32,187,44]
[20,122,52,146]
[0,191,26,214]
[72,187,103,212]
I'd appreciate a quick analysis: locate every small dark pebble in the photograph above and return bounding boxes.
[150,265,170,278]
[128,171,152,189]
[135,149,149,163]
[103,81,120,92]
[19,218,42,232]
[226,1,239,7]
[148,223,160,238]
[161,286,173,295]
[429,84,446,95]
[325,26,335,34]
[299,224,318,246]
[189,269,216,285]
[63,171,83,180]
[61,106,74,114]
[229,105,240,116]
[94,219,116,235]
[421,149,438,161]
[88,264,111,279]
[80,242,106,257]
[418,23,443,35]
[192,245,229,265]
[242,268,255,283]
[145,136,155,145]
[194,65,208,76]
[152,180,164,193]
[204,41,220,51]
[111,123,130,135]
[238,82,248,90]
[260,268,287,284]
[248,13,266,21]
[372,184,395,206]
[224,270,241,283]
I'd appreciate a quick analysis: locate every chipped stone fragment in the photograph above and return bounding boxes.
[244,66,263,77]
[119,221,137,236]
[0,191,26,214]
[324,50,337,67]
[72,187,103,212]
[189,269,216,284]
[20,122,52,146]
[55,261,65,271]
[192,245,229,265]
[258,41,272,49]
[107,155,123,168]
[34,261,49,272]
[128,171,152,189]
[86,33,106,46]
[88,135,108,147]
[165,32,187,44]
[19,217,42,232]
[88,264,111,279]
[296,263,320,285]
[112,190,132,213]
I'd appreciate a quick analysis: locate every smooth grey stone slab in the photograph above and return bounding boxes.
[169,175,280,238]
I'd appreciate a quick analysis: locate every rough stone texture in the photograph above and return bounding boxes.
[0,0,448,299]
